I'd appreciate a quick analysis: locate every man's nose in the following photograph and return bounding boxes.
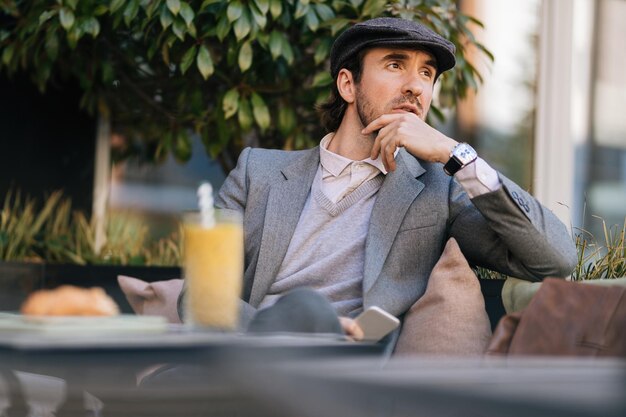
[401,75,424,97]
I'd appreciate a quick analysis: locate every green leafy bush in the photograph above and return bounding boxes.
[1,0,492,170]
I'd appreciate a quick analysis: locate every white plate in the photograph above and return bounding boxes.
[0,312,168,335]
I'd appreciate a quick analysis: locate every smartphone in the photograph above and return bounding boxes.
[354,306,400,342]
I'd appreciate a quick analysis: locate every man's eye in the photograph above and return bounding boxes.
[388,62,400,69]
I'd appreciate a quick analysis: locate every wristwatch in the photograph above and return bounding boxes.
[443,143,478,176]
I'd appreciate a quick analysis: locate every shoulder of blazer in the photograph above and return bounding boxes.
[245,147,320,181]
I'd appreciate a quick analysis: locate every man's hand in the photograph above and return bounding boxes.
[339,317,364,341]
[362,113,458,172]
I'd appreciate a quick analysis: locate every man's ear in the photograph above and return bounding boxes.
[337,69,356,104]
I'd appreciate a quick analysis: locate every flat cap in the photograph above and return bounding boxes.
[330,17,456,78]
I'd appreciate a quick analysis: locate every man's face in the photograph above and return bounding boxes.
[354,47,437,128]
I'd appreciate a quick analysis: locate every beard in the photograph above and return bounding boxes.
[355,87,425,129]
[355,87,377,128]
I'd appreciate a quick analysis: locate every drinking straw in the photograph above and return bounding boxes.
[197,182,215,228]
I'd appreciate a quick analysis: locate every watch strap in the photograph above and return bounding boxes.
[443,157,463,176]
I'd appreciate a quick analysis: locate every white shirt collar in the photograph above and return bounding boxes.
[319,133,388,176]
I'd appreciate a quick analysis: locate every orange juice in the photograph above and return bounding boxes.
[183,212,243,329]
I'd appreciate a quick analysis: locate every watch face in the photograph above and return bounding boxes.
[454,144,478,165]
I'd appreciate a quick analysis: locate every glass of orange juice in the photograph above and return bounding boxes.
[182,209,243,330]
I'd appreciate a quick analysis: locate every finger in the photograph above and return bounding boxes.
[370,122,393,160]
[339,317,364,341]
[362,114,400,135]
[382,137,398,172]
[376,124,398,172]
[370,132,383,160]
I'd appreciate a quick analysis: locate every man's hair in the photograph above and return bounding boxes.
[317,50,366,133]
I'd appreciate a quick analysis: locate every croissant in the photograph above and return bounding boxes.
[21,285,120,316]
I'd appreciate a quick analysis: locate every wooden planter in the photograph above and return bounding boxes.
[0,262,45,311]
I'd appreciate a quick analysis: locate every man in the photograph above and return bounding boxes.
[198,17,576,345]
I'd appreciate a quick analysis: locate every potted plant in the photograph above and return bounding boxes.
[0,190,181,312]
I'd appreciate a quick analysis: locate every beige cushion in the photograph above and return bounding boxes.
[117,276,183,324]
[502,276,626,314]
[394,238,492,356]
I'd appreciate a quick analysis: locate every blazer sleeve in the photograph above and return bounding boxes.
[448,173,578,281]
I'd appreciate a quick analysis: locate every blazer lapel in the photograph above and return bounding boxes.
[249,148,320,306]
[363,150,426,293]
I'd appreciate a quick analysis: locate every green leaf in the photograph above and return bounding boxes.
[314,4,335,21]
[362,0,386,17]
[234,8,251,41]
[475,42,494,62]
[294,1,309,19]
[187,21,197,38]
[270,0,282,18]
[269,30,282,60]
[160,6,173,29]
[196,45,214,79]
[167,0,181,15]
[45,33,59,60]
[1,44,14,66]
[180,45,197,74]
[278,105,296,136]
[280,34,293,64]
[109,0,125,14]
[314,38,331,65]
[305,9,319,32]
[253,0,270,14]
[66,0,79,10]
[238,41,253,72]
[123,0,140,27]
[200,0,222,9]
[227,1,243,22]
[172,18,186,40]
[179,2,194,26]
[311,71,332,87]
[94,5,109,15]
[174,131,192,163]
[216,15,230,40]
[59,8,75,30]
[249,2,267,28]
[39,10,57,26]
[145,0,160,18]
[237,97,253,131]
[330,18,350,36]
[67,26,81,49]
[223,88,240,119]
[83,17,101,37]
[251,92,270,132]
[350,0,363,7]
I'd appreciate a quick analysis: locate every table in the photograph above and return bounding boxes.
[0,327,381,417]
[238,356,626,417]
[0,327,624,417]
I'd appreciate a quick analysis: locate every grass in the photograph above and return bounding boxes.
[0,190,181,266]
[570,217,625,281]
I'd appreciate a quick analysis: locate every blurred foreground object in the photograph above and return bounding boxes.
[21,285,119,316]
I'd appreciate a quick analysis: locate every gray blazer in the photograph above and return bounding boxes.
[216,146,577,318]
